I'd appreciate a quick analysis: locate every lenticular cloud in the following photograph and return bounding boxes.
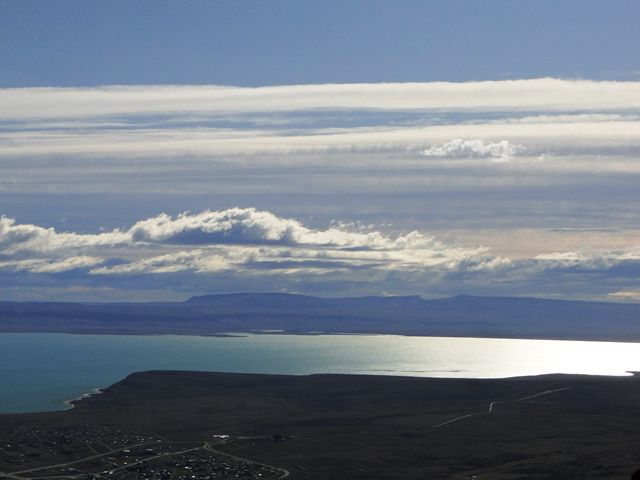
[2,208,640,299]
[128,209,304,245]
[0,208,500,276]
[125,208,451,250]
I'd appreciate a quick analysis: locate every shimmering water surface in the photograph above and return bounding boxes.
[2,333,640,413]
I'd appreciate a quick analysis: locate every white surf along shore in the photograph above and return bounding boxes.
[63,387,104,410]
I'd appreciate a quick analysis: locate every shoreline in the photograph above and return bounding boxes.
[11,368,640,416]
[2,329,640,345]
[3,334,640,415]
[4,371,640,478]
[62,387,104,410]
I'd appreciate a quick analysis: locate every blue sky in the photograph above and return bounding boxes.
[1,1,640,302]
[2,0,640,86]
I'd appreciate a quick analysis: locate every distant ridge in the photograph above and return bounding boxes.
[186,292,424,308]
[0,293,639,342]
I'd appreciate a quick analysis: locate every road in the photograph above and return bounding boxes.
[1,439,290,480]
[204,442,290,479]
[432,383,570,429]
[0,442,152,480]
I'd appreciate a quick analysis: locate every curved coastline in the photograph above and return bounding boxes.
[4,332,640,414]
[63,387,104,410]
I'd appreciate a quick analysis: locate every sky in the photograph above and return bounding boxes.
[1,0,640,302]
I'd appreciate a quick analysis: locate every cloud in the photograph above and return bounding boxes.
[2,117,640,163]
[421,139,525,161]
[3,209,640,277]
[126,208,465,252]
[3,79,640,121]
[2,79,640,302]
[2,79,640,193]
[1,207,477,254]
[0,209,505,278]
[535,248,640,268]
[0,256,104,273]
[0,216,128,254]
[2,79,640,161]
[90,250,228,275]
[608,290,640,302]
[129,209,308,246]
[2,208,640,301]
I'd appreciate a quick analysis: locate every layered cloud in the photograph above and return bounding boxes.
[2,117,640,161]
[3,79,640,120]
[1,79,640,164]
[0,216,129,254]
[534,248,640,271]
[0,208,497,274]
[1,208,639,301]
[2,79,640,301]
[126,209,455,251]
[0,256,105,274]
[1,208,460,253]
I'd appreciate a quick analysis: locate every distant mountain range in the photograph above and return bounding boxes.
[0,293,639,342]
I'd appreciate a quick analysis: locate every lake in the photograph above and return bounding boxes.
[2,332,640,413]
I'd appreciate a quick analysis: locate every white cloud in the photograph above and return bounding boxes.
[421,139,525,161]
[609,290,640,301]
[3,209,639,279]
[2,119,640,163]
[127,208,468,252]
[2,79,640,184]
[534,248,640,271]
[3,79,640,301]
[3,79,640,120]
[0,209,505,277]
[0,216,129,254]
[492,113,640,124]
[129,209,307,245]
[2,209,640,300]
[90,250,229,275]
[0,256,104,273]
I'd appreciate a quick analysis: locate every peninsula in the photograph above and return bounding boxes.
[2,371,640,479]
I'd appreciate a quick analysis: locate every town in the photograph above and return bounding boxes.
[0,426,288,480]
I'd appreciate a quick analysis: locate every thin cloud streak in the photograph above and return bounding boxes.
[3,79,640,120]
[2,120,640,161]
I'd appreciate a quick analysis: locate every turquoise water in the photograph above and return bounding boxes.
[3,333,640,414]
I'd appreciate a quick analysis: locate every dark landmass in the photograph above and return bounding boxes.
[2,371,640,479]
[1,293,640,341]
